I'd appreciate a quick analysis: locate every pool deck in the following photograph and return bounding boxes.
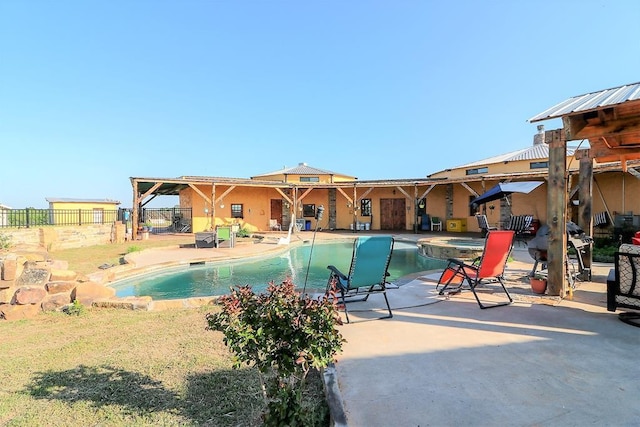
[121,231,640,426]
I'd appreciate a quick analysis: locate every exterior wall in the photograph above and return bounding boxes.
[48,201,119,210]
[0,208,7,227]
[429,157,576,180]
[47,201,120,225]
[594,172,640,216]
[183,185,294,233]
[172,167,640,234]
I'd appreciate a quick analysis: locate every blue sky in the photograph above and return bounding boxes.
[2,0,639,208]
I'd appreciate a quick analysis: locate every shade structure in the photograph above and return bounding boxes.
[470,181,544,206]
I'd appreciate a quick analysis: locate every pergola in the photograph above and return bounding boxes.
[529,82,640,296]
[129,172,554,240]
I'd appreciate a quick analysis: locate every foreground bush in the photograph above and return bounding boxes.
[206,279,345,426]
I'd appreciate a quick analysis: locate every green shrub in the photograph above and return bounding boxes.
[0,232,12,250]
[206,279,344,426]
[64,299,86,316]
[593,244,619,263]
[236,227,251,238]
[126,245,143,253]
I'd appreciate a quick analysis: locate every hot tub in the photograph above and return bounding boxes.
[417,236,484,260]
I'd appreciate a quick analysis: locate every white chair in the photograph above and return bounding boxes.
[269,219,281,231]
[431,216,443,231]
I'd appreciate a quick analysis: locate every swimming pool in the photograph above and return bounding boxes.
[112,240,447,300]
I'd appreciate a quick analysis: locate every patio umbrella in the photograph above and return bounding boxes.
[470,181,544,206]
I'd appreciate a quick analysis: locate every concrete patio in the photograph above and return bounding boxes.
[123,231,639,426]
[326,242,640,427]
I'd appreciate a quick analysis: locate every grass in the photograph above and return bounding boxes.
[2,237,330,426]
[49,236,195,276]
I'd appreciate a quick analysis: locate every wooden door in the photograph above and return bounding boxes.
[379,198,406,230]
[380,199,393,229]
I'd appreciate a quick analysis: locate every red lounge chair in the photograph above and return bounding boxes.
[437,230,515,309]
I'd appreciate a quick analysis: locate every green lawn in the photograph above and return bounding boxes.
[1,239,329,426]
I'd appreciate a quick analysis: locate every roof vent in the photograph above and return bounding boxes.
[299,162,307,166]
[533,124,545,146]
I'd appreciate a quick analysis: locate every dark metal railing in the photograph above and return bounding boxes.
[0,207,193,234]
[140,207,192,234]
[0,208,127,228]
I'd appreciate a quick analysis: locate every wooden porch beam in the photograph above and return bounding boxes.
[460,182,479,196]
[336,187,353,205]
[565,115,640,140]
[214,186,236,206]
[274,188,294,205]
[418,184,436,201]
[188,183,212,206]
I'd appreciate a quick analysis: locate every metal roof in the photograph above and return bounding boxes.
[45,198,121,204]
[529,81,640,122]
[251,162,355,179]
[442,143,576,171]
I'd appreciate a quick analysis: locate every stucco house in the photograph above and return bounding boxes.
[130,140,636,238]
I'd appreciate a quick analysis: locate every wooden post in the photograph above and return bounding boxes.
[352,186,358,232]
[132,179,139,241]
[546,129,567,296]
[577,149,593,279]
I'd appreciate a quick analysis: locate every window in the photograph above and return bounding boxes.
[360,199,371,216]
[302,204,316,217]
[300,176,319,182]
[530,161,548,169]
[466,167,488,176]
[231,204,243,218]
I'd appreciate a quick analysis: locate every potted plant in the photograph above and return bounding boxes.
[530,271,547,294]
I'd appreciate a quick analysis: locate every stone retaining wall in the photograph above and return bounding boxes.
[0,240,146,321]
[1,223,126,251]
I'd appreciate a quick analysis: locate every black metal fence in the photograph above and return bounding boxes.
[140,207,192,234]
[0,207,192,234]
[0,208,125,228]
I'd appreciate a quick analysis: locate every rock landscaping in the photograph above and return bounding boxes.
[0,248,150,321]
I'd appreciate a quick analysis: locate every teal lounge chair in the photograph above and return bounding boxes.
[326,235,394,323]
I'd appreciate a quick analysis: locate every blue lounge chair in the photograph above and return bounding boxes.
[326,235,394,323]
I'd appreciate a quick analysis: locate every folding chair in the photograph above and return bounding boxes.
[475,214,497,237]
[507,214,533,246]
[326,235,394,323]
[269,219,281,231]
[437,230,515,309]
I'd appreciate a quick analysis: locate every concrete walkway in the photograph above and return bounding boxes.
[328,246,640,426]
[117,232,640,426]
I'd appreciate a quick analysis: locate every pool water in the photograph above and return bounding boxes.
[112,240,447,300]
